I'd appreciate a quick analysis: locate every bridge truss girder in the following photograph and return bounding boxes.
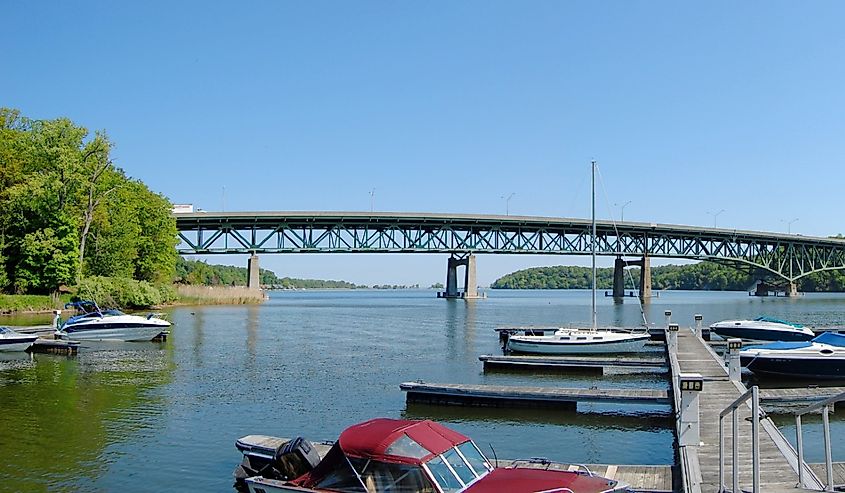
[176,214,845,283]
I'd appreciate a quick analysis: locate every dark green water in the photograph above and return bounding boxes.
[0,290,843,491]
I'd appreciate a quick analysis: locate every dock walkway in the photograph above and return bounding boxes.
[672,328,822,492]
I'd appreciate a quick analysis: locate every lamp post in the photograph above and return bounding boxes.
[369,188,376,212]
[707,209,725,228]
[781,218,799,234]
[501,192,515,215]
[615,200,632,222]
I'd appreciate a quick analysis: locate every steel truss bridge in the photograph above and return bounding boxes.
[175,212,845,284]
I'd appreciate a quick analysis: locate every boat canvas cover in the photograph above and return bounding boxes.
[746,332,845,352]
[747,341,813,351]
[290,419,468,490]
[339,418,469,465]
[812,332,845,347]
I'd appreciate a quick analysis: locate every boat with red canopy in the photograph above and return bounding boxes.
[234,418,629,493]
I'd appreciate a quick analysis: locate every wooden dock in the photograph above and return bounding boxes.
[26,338,80,355]
[399,381,671,409]
[809,462,845,489]
[759,386,845,407]
[478,354,667,374]
[671,328,825,492]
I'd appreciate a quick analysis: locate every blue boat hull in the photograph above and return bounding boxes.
[741,354,845,379]
[712,326,813,342]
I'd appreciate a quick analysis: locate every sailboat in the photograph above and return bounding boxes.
[504,161,651,355]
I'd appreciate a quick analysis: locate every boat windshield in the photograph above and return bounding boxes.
[0,327,13,334]
[348,457,436,493]
[424,443,491,492]
[755,316,803,328]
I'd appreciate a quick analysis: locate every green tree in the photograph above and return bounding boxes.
[14,215,79,293]
[0,108,179,295]
[132,185,178,283]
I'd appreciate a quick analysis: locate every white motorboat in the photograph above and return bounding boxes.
[0,326,38,351]
[740,332,845,379]
[55,301,170,342]
[503,162,650,355]
[710,316,815,342]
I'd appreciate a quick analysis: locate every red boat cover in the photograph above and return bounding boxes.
[463,467,618,493]
[291,418,471,488]
[339,418,469,464]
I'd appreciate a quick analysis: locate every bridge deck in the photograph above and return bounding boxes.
[673,329,817,492]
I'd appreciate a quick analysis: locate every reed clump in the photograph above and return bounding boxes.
[175,285,268,305]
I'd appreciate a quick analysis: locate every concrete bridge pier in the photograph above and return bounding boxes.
[439,254,482,299]
[639,255,652,300]
[752,280,801,297]
[611,255,652,302]
[612,257,626,299]
[247,254,260,289]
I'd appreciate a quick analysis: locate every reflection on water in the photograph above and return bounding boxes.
[0,345,171,492]
[2,289,845,491]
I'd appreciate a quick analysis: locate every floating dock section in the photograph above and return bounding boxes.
[399,381,671,410]
[478,354,666,374]
[26,339,80,355]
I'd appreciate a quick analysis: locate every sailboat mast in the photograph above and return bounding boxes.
[591,160,597,330]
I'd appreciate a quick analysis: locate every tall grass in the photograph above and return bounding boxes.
[175,285,267,305]
[0,293,72,314]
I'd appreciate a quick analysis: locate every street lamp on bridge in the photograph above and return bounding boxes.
[781,217,799,234]
[706,209,726,228]
[615,200,632,222]
[369,188,376,212]
[501,192,515,216]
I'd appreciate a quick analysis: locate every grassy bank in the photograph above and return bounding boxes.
[174,285,268,305]
[1,283,267,315]
[0,294,73,314]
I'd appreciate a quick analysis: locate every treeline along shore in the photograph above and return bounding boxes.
[0,108,352,314]
[492,263,845,292]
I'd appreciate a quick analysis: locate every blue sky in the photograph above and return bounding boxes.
[4,1,845,285]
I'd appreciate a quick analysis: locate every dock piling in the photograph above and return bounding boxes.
[667,323,679,354]
[727,338,742,382]
[678,373,703,447]
[693,314,703,335]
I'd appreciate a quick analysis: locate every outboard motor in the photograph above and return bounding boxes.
[233,436,321,491]
[499,330,511,349]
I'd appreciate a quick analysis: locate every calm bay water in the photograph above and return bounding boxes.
[1,289,844,491]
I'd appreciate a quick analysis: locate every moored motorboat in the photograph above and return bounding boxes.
[0,326,39,351]
[234,418,629,493]
[740,332,845,379]
[55,301,170,342]
[710,316,814,342]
